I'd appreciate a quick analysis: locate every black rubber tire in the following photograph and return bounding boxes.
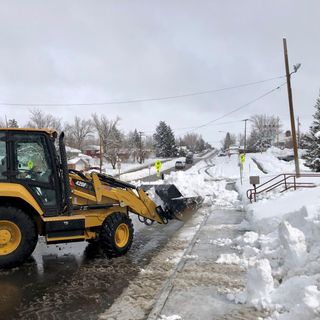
[99,213,134,258]
[0,206,38,268]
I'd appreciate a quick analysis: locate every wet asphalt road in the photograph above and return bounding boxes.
[0,217,185,320]
[0,155,214,320]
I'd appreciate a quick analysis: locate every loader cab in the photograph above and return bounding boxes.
[0,129,63,216]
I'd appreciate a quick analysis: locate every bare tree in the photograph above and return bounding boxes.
[182,133,199,152]
[181,133,207,152]
[64,116,93,150]
[91,114,121,168]
[105,127,123,169]
[248,114,282,151]
[27,109,62,131]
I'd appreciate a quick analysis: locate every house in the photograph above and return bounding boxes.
[83,145,101,157]
[68,157,89,171]
[66,146,81,159]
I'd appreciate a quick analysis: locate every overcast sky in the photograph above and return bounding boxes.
[0,0,319,146]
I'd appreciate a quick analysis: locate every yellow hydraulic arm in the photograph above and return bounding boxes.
[70,172,164,224]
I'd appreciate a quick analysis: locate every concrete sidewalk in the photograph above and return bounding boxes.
[147,209,265,320]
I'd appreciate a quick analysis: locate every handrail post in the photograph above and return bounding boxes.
[284,174,287,190]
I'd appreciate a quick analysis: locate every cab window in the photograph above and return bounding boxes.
[15,136,52,183]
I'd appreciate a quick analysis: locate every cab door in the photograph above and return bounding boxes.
[10,132,61,216]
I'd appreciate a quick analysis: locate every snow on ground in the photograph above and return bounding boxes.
[98,154,241,320]
[100,147,320,319]
[151,149,320,319]
[120,157,185,181]
[250,147,309,174]
[139,155,241,209]
[99,157,171,176]
[119,149,216,182]
[226,187,320,319]
[209,148,320,319]
[89,150,215,180]
[208,153,262,180]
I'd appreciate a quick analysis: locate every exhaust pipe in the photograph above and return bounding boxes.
[59,132,72,214]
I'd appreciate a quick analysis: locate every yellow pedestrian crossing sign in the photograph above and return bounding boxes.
[155,160,162,171]
[240,153,245,164]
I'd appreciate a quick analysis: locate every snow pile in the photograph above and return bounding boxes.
[207,154,261,180]
[251,147,309,174]
[216,253,243,265]
[226,187,320,319]
[159,315,182,320]
[163,164,240,208]
[246,259,274,307]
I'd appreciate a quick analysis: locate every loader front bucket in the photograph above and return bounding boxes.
[141,184,203,220]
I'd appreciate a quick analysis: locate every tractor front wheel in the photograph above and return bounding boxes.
[0,206,38,268]
[100,213,134,257]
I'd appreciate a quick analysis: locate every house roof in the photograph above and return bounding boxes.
[83,145,100,151]
[68,157,89,165]
[66,146,81,153]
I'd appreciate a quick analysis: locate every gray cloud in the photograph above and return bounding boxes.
[0,0,319,145]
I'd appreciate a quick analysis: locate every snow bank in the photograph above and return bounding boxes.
[228,186,320,319]
[163,163,240,209]
[250,147,309,174]
[159,315,182,320]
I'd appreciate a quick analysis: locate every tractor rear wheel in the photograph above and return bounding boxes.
[0,206,38,268]
[100,213,134,257]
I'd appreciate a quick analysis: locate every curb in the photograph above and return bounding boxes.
[146,209,210,320]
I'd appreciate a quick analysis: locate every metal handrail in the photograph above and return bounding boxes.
[247,173,320,202]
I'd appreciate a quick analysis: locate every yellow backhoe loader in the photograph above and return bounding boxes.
[0,128,200,268]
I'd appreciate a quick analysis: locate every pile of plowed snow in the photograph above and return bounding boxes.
[220,187,320,319]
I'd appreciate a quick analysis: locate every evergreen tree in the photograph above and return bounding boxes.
[223,132,236,150]
[299,133,310,150]
[153,121,177,157]
[305,95,320,171]
[8,119,19,128]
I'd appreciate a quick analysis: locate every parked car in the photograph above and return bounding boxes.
[175,160,186,170]
[218,151,226,157]
[278,155,294,162]
[185,152,194,164]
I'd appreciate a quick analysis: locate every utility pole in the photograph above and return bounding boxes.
[242,119,249,153]
[283,38,300,176]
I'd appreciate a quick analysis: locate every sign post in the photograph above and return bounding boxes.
[239,153,245,185]
[154,160,162,178]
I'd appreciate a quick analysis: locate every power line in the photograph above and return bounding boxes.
[173,119,242,132]
[179,81,287,134]
[0,75,285,107]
